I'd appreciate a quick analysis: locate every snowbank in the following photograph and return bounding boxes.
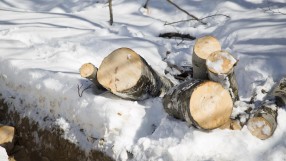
[0,0,286,160]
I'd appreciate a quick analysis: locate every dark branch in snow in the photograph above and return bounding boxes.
[165,0,207,25]
[77,83,92,97]
[164,14,230,26]
[159,32,196,41]
[108,0,113,25]
[143,0,150,9]
[262,1,286,16]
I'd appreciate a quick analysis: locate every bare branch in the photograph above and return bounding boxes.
[143,0,150,9]
[165,13,230,26]
[108,0,113,25]
[262,0,286,15]
[77,83,92,97]
[165,0,206,25]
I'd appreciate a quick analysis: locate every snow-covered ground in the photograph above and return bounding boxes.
[0,0,286,160]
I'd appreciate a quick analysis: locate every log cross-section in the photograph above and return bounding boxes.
[97,47,173,100]
[192,35,221,79]
[247,104,278,140]
[206,50,239,101]
[163,79,233,130]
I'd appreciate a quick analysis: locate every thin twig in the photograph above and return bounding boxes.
[165,13,230,26]
[77,84,92,97]
[165,0,206,25]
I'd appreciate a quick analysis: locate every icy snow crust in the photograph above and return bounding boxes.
[0,0,286,161]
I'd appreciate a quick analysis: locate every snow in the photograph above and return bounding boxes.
[0,146,8,161]
[0,0,286,160]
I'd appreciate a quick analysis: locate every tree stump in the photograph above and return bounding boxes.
[97,47,173,100]
[163,79,233,130]
[271,77,286,107]
[192,35,221,79]
[247,103,278,140]
[206,50,239,101]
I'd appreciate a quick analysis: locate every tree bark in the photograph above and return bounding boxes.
[247,103,278,140]
[271,77,286,107]
[97,47,173,100]
[206,50,239,101]
[163,79,233,130]
[192,35,221,80]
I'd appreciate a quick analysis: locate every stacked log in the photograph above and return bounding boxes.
[206,50,239,101]
[192,36,221,79]
[247,103,278,140]
[163,79,233,130]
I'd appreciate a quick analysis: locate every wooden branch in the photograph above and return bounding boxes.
[159,32,196,41]
[165,0,206,25]
[165,14,230,26]
[108,0,113,25]
[79,63,105,90]
[192,35,221,79]
[163,79,233,130]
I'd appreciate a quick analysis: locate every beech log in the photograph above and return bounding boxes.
[219,119,242,130]
[206,50,239,101]
[192,36,221,79]
[163,79,233,130]
[97,47,173,100]
[247,103,278,140]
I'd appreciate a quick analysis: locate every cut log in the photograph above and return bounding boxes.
[271,77,286,107]
[163,79,233,130]
[247,103,278,140]
[206,50,239,101]
[97,47,173,100]
[79,63,105,90]
[0,125,15,153]
[192,35,221,79]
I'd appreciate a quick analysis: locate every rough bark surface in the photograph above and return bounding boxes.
[163,79,233,130]
[97,48,173,100]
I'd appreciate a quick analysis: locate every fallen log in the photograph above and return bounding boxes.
[163,79,233,130]
[206,50,239,101]
[97,47,173,100]
[247,103,278,140]
[271,77,286,107]
[192,35,221,79]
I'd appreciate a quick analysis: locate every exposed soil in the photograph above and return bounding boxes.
[0,100,114,161]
